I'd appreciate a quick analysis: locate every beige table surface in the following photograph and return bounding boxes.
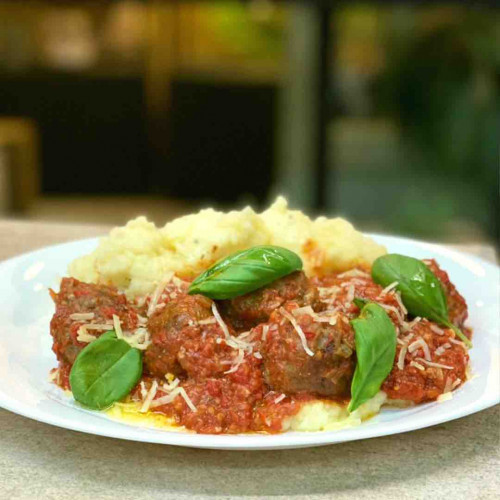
[0,219,498,500]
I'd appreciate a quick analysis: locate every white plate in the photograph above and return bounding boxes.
[0,235,498,450]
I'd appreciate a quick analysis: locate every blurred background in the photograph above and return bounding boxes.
[0,0,498,245]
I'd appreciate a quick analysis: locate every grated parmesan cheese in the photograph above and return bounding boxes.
[415,357,454,370]
[76,326,97,343]
[410,361,425,371]
[408,338,431,361]
[198,317,216,325]
[69,312,95,321]
[82,323,114,330]
[140,380,158,413]
[337,269,369,278]
[140,381,147,399]
[123,327,151,350]
[292,305,315,317]
[224,349,245,374]
[262,324,269,342]
[280,307,314,357]
[435,343,451,356]
[212,303,254,353]
[212,302,230,338]
[147,272,174,317]
[379,303,405,325]
[397,345,408,370]
[274,393,286,404]
[346,284,355,304]
[380,281,399,296]
[430,324,445,335]
[449,338,468,352]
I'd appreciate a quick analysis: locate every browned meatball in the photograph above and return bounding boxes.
[144,295,213,377]
[219,271,318,331]
[425,259,468,328]
[50,278,139,365]
[261,305,355,397]
[383,319,468,403]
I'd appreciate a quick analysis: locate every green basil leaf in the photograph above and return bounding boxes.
[69,330,143,410]
[188,245,303,299]
[349,303,396,413]
[353,297,369,309]
[371,254,471,347]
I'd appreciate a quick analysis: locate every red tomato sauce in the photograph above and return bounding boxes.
[50,261,471,434]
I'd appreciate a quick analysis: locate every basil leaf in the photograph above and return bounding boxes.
[188,245,303,299]
[371,254,471,347]
[353,297,368,309]
[69,330,143,410]
[349,303,396,413]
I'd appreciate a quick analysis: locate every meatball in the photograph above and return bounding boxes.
[219,271,318,331]
[382,319,468,403]
[261,304,355,397]
[50,278,138,365]
[144,294,213,377]
[425,259,468,327]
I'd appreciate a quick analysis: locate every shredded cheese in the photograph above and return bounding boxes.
[83,323,114,330]
[415,358,454,370]
[140,380,158,413]
[150,385,197,413]
[292,306,316,317]
[408,338,431,361]
[150,388,181,408]
[346,284,355,304]
[198,317,216,325]
[337,269,369,278]
[224,349,245,374]
[211,303,254,353]
[124,327,151,350]
[379,303,405,325]
[262,324,269,342]
[380,281,399,296]
[435,343,451,356]
[430,324,445,335]
[397,345,408,370]
[279,307,314,357]
[212,302,230,338]
[393,292,408,315]
[69,312,95,321]
[410,361,425,371]
[449,338,468,352]
[76,326,97,343]
[147,272,174,317]
[274,393,286,404]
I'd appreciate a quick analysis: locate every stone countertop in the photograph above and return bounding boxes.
[0,219,498,500]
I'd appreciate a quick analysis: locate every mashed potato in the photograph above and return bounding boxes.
[285,392,387,432]
[69,197,386,297]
